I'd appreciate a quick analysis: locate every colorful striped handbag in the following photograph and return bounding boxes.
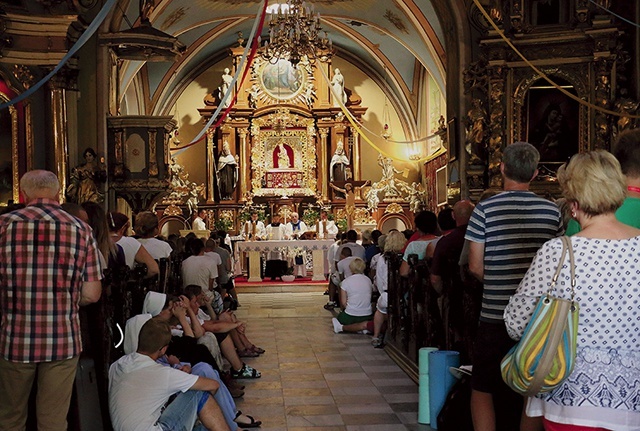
[501,235,579,397]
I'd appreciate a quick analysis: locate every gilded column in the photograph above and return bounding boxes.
[48,70,76,201]
[238,128,249,201]
[319,127,329,201]
[206,127,216,204]
[351,126,361,180]
[148,129,158,177]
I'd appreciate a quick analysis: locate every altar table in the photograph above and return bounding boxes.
[235,239,334,282]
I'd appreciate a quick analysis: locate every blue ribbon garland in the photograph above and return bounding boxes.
[0,0,118,110]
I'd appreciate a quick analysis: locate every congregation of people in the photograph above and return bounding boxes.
[321,134,640,431]
[0,178,268,430]
[1,131,639,431]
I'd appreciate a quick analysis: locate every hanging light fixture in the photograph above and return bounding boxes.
[261,0,332,67]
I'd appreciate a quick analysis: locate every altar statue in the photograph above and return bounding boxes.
[330,180,370,230]
[276,142,291,168]
[329,140,349,182]
[66,148,106,204]
[331,68,347,107]
[378,154,403,198]
[216,140,238,200]
[247,83,260,109]
[406,182,427,213]
[218,68,233,108]
[303,82,316,108]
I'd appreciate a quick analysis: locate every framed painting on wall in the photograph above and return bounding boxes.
[525,81,579,166]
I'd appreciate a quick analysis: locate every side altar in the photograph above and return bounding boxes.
[235,239,334,282]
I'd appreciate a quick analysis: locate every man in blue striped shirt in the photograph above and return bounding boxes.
[465,142,563,431]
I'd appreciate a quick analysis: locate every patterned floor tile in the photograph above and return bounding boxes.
[234,291,433,431]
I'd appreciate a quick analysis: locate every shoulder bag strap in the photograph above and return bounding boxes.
[547,236,576,300]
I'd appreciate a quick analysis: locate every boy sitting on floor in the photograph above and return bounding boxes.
[109,318,230,431]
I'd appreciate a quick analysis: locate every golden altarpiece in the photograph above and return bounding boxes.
[166,47,373,234]
[461,0,637,200]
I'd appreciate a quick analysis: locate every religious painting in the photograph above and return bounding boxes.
[525,80,579,166]
[259,58,306,101]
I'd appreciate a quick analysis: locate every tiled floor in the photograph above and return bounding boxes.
[233,289,433,431]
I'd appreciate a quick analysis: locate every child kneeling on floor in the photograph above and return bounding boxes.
[332,257,374,334]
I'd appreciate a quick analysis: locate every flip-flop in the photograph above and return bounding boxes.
[235,410,262,428]
[250,345,265,354]
[238,348,259,358]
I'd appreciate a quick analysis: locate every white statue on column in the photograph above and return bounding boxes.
[331,68,347,107]
[218,68,233,108]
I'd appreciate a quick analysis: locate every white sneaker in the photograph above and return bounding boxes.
[332,318,343,333]
[358,329,372,335]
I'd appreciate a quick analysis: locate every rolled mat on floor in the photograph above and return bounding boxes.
[418,347,438,425]
[428,350,460,429]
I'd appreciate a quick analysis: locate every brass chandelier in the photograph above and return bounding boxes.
[261,0,332,67]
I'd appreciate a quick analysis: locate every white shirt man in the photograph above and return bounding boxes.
[182,244,219,292]
[241,213,266,240]
[265,215,287,260]
[192,210,207,231]
[286,212,308,277]
[315,211,338,239]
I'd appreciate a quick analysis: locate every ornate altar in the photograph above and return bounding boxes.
[190,46,369,234]
[250,109,317,197]
[461,1,636,200]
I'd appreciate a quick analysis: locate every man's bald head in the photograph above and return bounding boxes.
[20,170,60,202]
[453,200,475,226]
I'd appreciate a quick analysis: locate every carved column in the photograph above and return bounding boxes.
[206,127,216,203]
[238,127,249,202]
[148,129,158,177]
[488,66,506,188]
[593,58,613,150]
[350,126,361,180]
[318,127,329,201]
[47,69,77,200]
[318,59,332,109]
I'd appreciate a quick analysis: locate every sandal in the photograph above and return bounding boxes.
[250,345,265,354]
[371,337,384,348]
[238,348,259,358]
[235,410,262,428]
[231,364,261,379]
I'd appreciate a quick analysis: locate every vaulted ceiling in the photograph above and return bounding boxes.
[111,0,447,118]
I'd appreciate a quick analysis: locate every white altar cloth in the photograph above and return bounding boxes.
[235,239,334,282]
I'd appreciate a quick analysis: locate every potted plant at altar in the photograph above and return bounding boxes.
[214,217,233,233]
[336,217,348,232]
[281,266,296,282]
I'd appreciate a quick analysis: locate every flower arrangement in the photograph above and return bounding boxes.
[213,218,233,232]
[302,208,319,227]
[336,218,348,232]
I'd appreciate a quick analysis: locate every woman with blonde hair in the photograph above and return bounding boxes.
[504,151,640,431]
[371,230,407,347]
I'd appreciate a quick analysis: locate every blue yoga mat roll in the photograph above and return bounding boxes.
[428,350,460,429]
[418,347,438,424]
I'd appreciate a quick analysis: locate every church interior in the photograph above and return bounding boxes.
[0,0,639,429]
